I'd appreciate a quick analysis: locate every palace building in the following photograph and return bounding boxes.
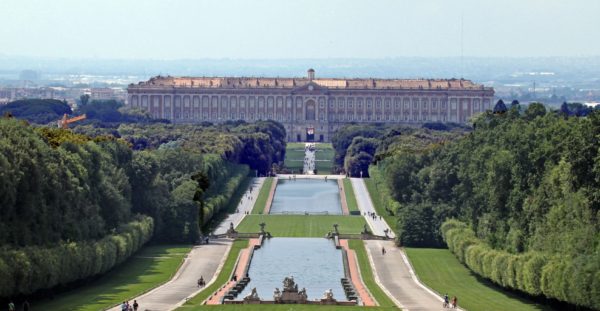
[127,69,494,142]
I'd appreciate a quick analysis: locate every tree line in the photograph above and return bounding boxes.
[0,116,287,299]
[356,103,599,309]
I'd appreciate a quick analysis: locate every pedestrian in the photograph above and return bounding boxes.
[381,247,386,255]
[443,294,449,308]
[8,301,15,311]
[198,276,205,287]
[451,296,457,309]
[22,301,30,311]
[133,300,139,311]
[121,301,127,311]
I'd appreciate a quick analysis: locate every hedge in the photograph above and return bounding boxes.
[442,219,600,310]
[0,215,153,298]
[201,156,250,224]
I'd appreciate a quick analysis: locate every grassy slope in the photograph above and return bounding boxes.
[343,178,360,213]
[315,143,334,174]
[236,215,367,237]
[363,178,396,231]
[251,177,273,214]
[34,245,191,311]
[184,239,249,306]
[284,143,305,172]
[348,240,398,309]
[405,248,554,311]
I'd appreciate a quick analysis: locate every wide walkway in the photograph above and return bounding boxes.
[213,177,264,235]
[365,240,446,311]
[303,143,315,174]
[107,239,231,311]
[350,178,395,238]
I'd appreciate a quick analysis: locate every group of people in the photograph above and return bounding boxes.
[443,294,458,309]
[365,211,381,221]
[120,300,138,311]
[303,143,316,174]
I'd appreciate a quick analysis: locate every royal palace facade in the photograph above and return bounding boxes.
[127,69,494,142]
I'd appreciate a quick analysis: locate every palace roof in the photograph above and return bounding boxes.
[131,73,489,91]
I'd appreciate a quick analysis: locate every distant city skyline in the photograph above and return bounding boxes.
[1,0,599,59]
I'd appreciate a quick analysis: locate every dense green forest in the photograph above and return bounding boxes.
[331,122,464,177]
[338,104,599,309]
[0,113,286,299]
[0,99,72,124]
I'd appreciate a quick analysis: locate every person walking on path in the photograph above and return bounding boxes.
[381,247,386,255]
[8,301,15,311]
[133,300,139,311]
[451,296,457,309]
[22,301,30,311]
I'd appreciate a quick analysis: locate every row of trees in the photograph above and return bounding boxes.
[0,116,287,299]
[365,103,599,308]
[0,216,153,298]
[442,220,599,310]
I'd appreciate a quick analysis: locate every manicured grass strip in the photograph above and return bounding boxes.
[34,245,191,311]
[405,248,553,311]
[284,143,305,172]
[348,240,398,309]
[343,179,360,214]
[236,215,367,237]
[363,178,396,230]
[185,240,249,306]
[251,177,273,214]
[315,143,334,174]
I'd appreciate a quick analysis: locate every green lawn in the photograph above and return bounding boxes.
[405,248,554,311]
[343,178,360,214]
[284,143,305,173]
[236,215,367,237]
[184,239,249,306]
[252,177,273,214]
[34,245,191,311]
[363,178,396,230]
[348,240,398,309]
[315,143,334,174]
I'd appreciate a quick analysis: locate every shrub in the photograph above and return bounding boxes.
[0,216,153,297]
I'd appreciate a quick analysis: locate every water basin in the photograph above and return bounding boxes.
[238,238,346,300]
[270,179,342,215]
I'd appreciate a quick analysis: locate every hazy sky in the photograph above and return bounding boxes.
[1,0,599,59]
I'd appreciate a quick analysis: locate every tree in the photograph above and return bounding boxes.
[493,99,507,114]
[80,94,90,107]
[524,102,546,120]
[560,101,570,118]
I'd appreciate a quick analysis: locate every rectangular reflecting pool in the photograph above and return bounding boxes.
[238,238,346,301]
[270,179,342,215]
